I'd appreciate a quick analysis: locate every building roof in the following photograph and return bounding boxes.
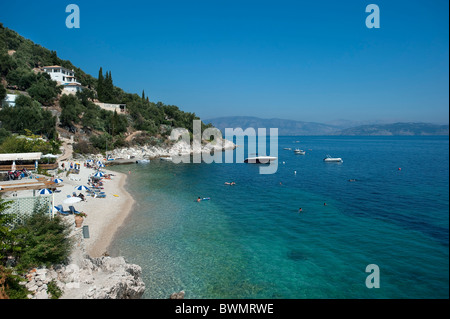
[63,83,82,86]
[0,153,42,162]
[43,66,75,72]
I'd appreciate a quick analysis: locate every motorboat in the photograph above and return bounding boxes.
[294,149,306,155]
[283,148,292,150]
[244,156,277,164]
[323,155,343,163]
[136,159,150,164]
[160,157,173,162]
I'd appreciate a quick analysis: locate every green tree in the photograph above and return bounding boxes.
[59,94,85,130]
[102,71,114,103]
[27,75,62,106]
[5,67,36,90]
[0,95,57,139]
[17,206,73,270]
[0,199,29,299]
[90,133,114,152]
[97,67,104,101]
[0,83,6,102]
[0,53,17,77]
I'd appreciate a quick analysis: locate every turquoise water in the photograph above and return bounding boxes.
[108,136,449,299]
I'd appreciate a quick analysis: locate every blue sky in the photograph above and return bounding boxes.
[0,0,448,124]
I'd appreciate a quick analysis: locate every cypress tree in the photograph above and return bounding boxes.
[97,67,104,101]
[104,71,114,103]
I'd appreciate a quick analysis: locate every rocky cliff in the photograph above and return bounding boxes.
[23,227,145,299]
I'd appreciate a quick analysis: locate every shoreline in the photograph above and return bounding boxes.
[39,161,137,259]
[85,169,135,257]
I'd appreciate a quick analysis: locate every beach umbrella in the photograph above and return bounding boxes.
[38,189,53,195]
[74,185,90,191]
[63,197,82,204]
[54,178,64,184]
[98,164,105,168]
[94,172,105,178]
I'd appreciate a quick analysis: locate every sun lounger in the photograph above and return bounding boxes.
[54,205,72,216]
[69,206,80,214]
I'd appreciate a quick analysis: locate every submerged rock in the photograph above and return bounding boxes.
[170,290,185,299]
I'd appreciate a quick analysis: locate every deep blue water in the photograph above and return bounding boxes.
[109,136,449,299]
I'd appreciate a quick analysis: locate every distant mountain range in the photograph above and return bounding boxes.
[204,116,449,136]
[334,122,449,136]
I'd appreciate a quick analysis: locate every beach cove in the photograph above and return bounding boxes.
[108,136,449,299]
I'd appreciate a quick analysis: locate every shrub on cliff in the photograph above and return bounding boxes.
[0,200,73,298]
[17,207,73,271]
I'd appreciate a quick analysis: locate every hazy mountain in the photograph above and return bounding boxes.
[204,117,449,136]
[325,119,393,129]
[334,122,449,136]
[204,116,340,136]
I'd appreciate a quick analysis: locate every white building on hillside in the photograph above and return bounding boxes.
[42,66,84,94]
[2,94,17,107]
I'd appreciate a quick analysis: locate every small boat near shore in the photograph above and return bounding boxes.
[244,156,277,164]
[294,149,306,155]
[136,159,150,164]
[283,148,292,150]
[323,155,343,163]
[160,157,173,162]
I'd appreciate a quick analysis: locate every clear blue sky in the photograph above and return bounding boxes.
[0,0,448,124]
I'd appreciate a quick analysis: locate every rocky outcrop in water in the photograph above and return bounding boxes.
[107,137,236,161]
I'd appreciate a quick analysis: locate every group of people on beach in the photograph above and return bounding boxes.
[61,162,81,170]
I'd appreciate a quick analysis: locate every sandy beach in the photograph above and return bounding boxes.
[2,161,135,258]
[53,161,135,257]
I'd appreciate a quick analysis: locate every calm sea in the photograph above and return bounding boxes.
[108,136,449,299]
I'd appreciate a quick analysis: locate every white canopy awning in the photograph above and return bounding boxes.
[0,153,42,162]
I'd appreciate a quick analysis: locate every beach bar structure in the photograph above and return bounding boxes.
[0,152,42,172]
[0,152,59,172]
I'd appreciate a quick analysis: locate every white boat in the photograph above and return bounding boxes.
[283,148,292,150]
[294,149,306,155]
[323,155,343,163]
[244,156,277,164]
[160,157,173,162]
[136,159,150,164]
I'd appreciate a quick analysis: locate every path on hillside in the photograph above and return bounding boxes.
[58,137,73,162]
[125,130,143,143]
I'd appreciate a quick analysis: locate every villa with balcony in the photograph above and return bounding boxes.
[42,66,84,94]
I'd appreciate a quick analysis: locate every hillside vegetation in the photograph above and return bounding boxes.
[0,23,211,155]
